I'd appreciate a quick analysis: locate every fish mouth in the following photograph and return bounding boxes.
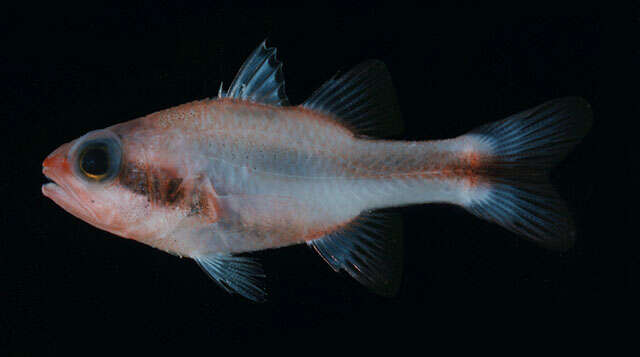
[41,166,60,196]
[42,163,65,190]
[42,167,70,206]
[42,166,99,223]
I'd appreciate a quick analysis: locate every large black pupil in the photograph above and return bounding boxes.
[81,146,109,176]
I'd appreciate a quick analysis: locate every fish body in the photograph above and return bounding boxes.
[42,42,592,300]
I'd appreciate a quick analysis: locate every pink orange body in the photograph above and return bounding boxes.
[42,42,591,300]
[43,98,488,256]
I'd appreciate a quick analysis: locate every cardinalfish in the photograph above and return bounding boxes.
[42,41,592,301]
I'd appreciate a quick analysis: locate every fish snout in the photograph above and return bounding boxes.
[43,143,73,177]
[42,143,74,199]
[43,143,70,167]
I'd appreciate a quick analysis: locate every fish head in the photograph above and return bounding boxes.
[42,128,150,238]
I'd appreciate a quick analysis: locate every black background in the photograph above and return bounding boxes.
[1,2,634,353]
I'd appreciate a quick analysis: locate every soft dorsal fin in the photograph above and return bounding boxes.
[303,60,403,137]
[219,40,289,106]
[307,211,403,296]
[193,254,266,302]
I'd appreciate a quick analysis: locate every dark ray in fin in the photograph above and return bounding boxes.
[303,60,403,137]
[220,40,288,106]
[193,254,266,302]
[308,210,403,296]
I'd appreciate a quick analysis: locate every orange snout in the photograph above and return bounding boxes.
[43,143,72,174]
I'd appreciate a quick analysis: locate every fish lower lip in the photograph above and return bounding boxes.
[42,171,58,189]
[42,182,60,197]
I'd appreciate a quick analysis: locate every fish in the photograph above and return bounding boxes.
[42,41,593,301]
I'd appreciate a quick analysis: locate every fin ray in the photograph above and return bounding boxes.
[462,97,592,250]
[221,40,288,106]
[303,60,403,137]
[308,210,403,296]
[469,97,592,168]
[193,254,266,302]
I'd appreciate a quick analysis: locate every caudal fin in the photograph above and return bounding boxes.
[462,97,592,251]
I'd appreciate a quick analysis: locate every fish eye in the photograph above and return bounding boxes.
[80,144,109,178]
[75,137,122,182]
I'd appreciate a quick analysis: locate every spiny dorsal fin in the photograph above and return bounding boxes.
[193,254,266,302]
[307,210,403,296]
[303,60,403,137]
[220,40,289,106]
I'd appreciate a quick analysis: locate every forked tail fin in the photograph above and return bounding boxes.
[461,97,592,251]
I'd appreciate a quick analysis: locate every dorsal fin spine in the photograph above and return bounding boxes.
[221,41,289,106]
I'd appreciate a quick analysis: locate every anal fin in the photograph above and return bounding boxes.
[193,254,266,302]
[308,210,403,296]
